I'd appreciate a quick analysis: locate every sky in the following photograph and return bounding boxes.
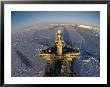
[11,11,100,29]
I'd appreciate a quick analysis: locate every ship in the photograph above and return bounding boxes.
[39,29,80,77]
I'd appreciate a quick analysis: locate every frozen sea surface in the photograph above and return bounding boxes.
[11,25,100,77]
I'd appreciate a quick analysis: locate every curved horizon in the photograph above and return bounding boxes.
[11,11,100,30]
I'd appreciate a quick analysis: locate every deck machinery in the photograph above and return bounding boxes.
[39,29,80,77]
